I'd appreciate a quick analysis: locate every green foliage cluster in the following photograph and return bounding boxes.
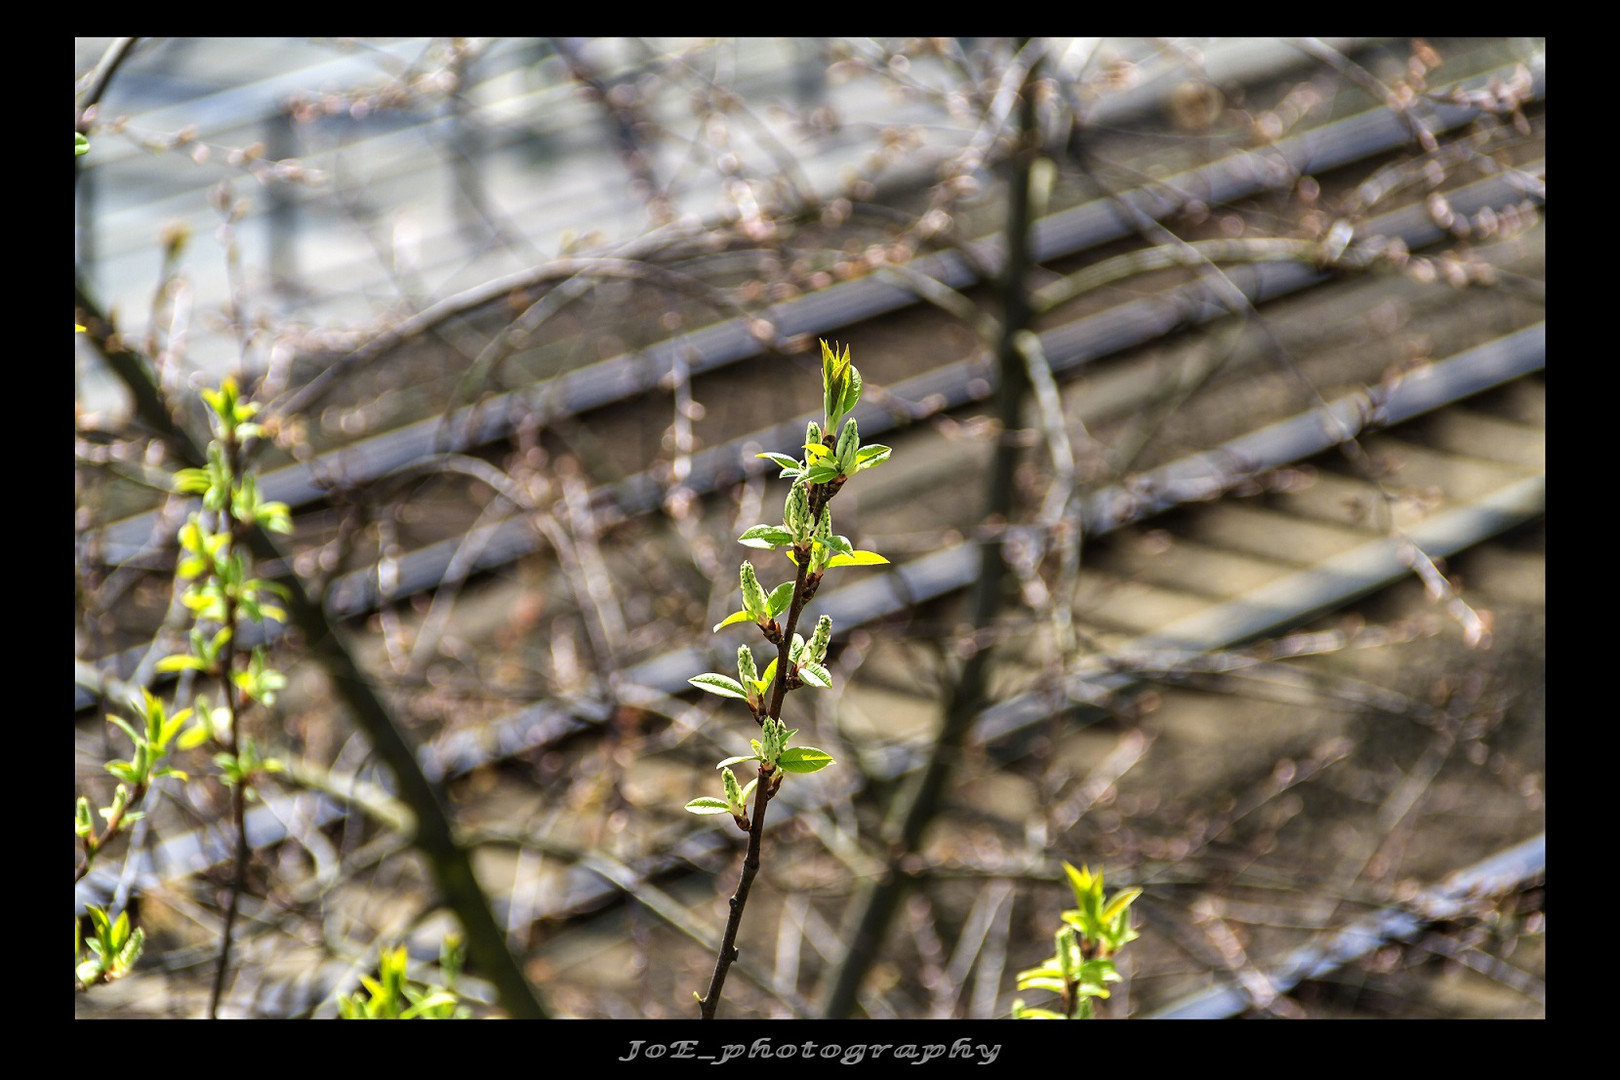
[1012,862,1142,1019]
[685,340,889,827]
[75,378,292,994]
[685,341,891,1016]
[339,938,471,1019]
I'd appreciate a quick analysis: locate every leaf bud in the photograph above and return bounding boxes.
[737,645,759,689]
[761,717,787,764]
[836,416,859,471]
[740,561,768,619]
[808,614,832,665]
[784,481,811,544]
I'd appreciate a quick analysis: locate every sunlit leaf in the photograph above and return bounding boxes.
[689,674,748,699]
[766,581,795,618]
[797,662,831,689]
[713,609,753,633]
[775,746,834,773]
[824,550,889,568]
[738,524,793,549]
[755,452,801,473]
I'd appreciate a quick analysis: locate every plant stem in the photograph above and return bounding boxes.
[698,763,774,1019]
[210,425,249,1019]
[701,491,826,1017]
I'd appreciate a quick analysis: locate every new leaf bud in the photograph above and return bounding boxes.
[761,717,787,764]
[784,481,811,544]
[740,561,768,620]
[836,416,859,472]
[808,506,830,571]
[808,614,832,665]
[737,644,759,688]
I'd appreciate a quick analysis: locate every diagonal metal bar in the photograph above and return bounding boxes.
[1144,832,1545,1018]
[78,157,1544,710]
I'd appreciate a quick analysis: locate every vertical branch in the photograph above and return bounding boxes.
[699,509,813,1017]
[693,343,886,1017]
[698,758,775,1019]
[208,420,249,1018]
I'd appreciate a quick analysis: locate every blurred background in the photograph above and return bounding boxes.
[75,37,1544,1018]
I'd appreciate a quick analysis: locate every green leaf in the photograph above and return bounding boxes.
[172,467,212,495]
[776,746,834,773]
[1102,886,1143,926]
[737,524,794,549]
[804,464,841,484]
[686,798,733,815]
[797,662,832,689]
[717,754,759,769]
[178,720,213,751]
[713,609,752,633]
[824,550,889,568]
[1013,1006,1066,1020]
[1063,861,1094,906]
[688,674,749,700]
[154,652,208,674]
[755,452,802,475]
[765,581,795,618]
[821,339,851,424]
[105,713,142,748]
[854,444,892,471]
[840,364,862,417]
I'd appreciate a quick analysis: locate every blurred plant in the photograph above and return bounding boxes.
[75,904,143,990]
[74,379,290,1001]
[339,937,472,1019]
[159,377,291,1014]
[685,340,890,1018]
[1012,862,1142,1019]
